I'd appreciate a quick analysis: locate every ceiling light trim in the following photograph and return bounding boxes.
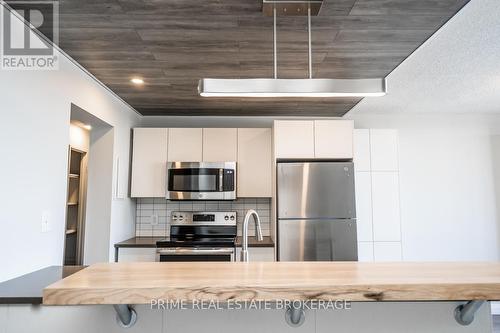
[198,78,387,97]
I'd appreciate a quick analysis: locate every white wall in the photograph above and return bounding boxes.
[69,124,89,152]
[0,7,140,282]
[348,113,500,261]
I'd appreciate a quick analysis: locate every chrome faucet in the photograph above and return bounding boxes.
[241,209,263,262]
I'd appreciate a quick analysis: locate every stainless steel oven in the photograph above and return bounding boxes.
[156,247,235,262]
[156,211,237,262]
[166,162,236,200]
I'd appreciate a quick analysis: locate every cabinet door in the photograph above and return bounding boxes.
[371,172,401,241]
[203,128,237,162]
[353,129,371,171]
[237,128,272,197]
[357,242,374,262]
[314,120,354,159]
[274,120,314,158]
[236,247,275,262]
[131,128,168,197]
[118,248,157,262]
[373,242,402,261]
[167,128,203,162]
[355,171,373,241]
[370,129,399,171]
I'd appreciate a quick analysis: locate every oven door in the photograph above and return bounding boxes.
[156,247,235,262]
[166,162,236,200]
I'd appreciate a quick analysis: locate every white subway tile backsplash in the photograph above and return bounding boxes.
[135,198,271,237]
[141,203,154,210]
[205,202,219,210]
[179,202,193,210]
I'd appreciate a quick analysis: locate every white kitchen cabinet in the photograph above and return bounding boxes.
[354,171,373,241]
[203,128,237,162]
[353,129,371,171]
[236,247,275,262]
[357,242,374,262]
[274,120,315,159]
[373,242,402,261]
[314,120,354,159]
[131,128,168,197]
[371,172,401,241]
[168,128,203,162]
[274,120,354,160]
[117,248,157,262]
[370,129,399,171]
[237,128,272,197]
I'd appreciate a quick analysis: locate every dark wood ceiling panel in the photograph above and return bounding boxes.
[50,0,471,116]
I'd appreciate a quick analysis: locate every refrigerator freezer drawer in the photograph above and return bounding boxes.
[277,162,356,219]
[278,219,358,261]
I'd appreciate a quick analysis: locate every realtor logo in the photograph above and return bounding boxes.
[1,1,59,70]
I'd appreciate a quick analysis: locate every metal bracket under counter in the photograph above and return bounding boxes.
[454,300,485,326]
[114,304,137,328]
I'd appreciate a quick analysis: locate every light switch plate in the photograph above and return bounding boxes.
[150,214,159,226]
[41,210,51,233]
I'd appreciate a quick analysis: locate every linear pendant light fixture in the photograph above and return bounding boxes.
[198,1,387,98]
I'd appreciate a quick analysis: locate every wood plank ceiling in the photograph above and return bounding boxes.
[55,0,469,116]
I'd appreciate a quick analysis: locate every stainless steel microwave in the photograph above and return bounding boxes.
[166,162,236,200]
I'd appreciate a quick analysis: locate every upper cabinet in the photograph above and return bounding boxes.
[168,128,202,162]
[203,128,237,162]
[314,120,354,159]
[131,127,273,198]
[237,128,272,197]
[274,120,354,159]
[274,120,315,158]
[131,128,168,198]
[370,129,399,171]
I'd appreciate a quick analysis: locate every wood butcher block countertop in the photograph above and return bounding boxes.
[43,262,500,305]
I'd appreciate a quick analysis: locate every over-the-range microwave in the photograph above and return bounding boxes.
[166,162,236,200]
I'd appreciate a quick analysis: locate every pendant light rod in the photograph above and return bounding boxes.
[197,0,387,98]
[273,5,278,79]
[307,3,312,79]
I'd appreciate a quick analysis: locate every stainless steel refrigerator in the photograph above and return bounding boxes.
[277,161,358,261]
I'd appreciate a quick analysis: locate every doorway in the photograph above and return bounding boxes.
[65,103,115,265]
[64,145,88,265]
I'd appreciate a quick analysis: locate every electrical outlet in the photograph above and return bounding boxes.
[150,214,159,226]
[41,210,51,233]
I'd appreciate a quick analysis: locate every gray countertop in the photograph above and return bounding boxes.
[114,236,274,248]
[0,266,85,304]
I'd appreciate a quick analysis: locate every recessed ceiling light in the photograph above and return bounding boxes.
[131,78,144,85]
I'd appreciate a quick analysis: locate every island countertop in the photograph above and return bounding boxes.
[43,262,500,305]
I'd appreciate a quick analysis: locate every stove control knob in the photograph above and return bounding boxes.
[224,215,229,221]
[230,215,235,220]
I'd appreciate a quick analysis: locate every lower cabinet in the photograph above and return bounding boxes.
[117,248,157,262]
[235,247,275,262]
